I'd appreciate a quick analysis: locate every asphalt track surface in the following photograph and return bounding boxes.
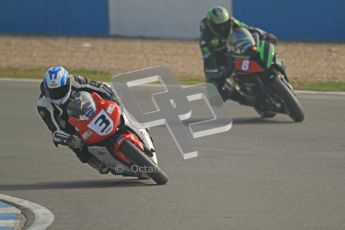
[0,79,344,230]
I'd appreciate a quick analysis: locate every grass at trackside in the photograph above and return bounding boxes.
[0,67,112,82]
[0,66,203,84]
[291,81,345,92]
[1,67,345,92]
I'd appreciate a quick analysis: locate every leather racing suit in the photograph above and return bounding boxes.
[37,75,116,166]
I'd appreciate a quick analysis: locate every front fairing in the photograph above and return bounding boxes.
[68,92,122,144]
[228,28,276,70]
[227,28,256,57]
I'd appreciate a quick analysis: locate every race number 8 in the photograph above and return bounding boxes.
[241,60,250,71]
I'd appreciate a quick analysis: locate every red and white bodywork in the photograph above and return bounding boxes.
[68,92,157,173]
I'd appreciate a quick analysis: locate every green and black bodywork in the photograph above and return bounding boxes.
[255,35,287,76]
[199,17,248,87]
[225,28,304,122]
[199,16,277,96]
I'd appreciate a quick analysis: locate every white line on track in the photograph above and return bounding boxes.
[0,77,41,83]
[1,77,345,96]
[295,90,345,96]
[0,194,54,230]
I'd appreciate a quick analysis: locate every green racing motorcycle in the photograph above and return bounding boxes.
[224,28,304,122]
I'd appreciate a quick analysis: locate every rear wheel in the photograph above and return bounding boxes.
[120,140,168,185]
[270,77,304,122]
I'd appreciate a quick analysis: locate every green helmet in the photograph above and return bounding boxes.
[207,6,230,25]
[206,6,231,37]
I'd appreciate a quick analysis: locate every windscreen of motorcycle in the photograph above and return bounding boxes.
[67,91,96,120]
[227,28,255,55]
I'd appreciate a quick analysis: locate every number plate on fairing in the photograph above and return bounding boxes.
[87,110,114,136]
[235,58,264,73]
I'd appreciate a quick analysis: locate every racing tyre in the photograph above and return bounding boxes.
[270,78,304,122]
[120,140,168,185]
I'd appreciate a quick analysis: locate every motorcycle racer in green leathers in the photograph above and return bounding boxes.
[199,6,283,104]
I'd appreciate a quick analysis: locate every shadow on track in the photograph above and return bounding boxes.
[0,179,155,191]
[183,117,292,126]
[232,117,293,125]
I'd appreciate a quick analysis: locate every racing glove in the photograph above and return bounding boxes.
[67,135,84,149]
[52,130,84,149]
[218,66,232,79]
[263,33,278,45]
[250,27,278,45]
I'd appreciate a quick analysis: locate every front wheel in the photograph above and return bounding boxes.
[270,77,304,122]
[120,140,168,185]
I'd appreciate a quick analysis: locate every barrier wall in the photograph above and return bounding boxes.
[233,0,345,41]
[108,0,231,39]
[0,0,109,36]
[0,0,230,38]
[0,0,344,41]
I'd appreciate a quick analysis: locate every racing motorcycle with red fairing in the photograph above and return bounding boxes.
[66,91,168,185]
[224,27,304,122]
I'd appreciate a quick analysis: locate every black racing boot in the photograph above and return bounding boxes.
[137,173,150,180]
[229,90,252,106]
[87,157,110,174]
[220,87,251,106]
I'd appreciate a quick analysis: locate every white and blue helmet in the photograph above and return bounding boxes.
[43,66,71,105]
